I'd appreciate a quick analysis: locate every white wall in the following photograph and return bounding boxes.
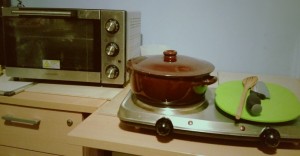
[12,0,300,78]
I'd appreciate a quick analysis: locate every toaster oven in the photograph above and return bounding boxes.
[1,7,141,86]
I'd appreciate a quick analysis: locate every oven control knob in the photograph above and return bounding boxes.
[105,65,119,79]
[105,19,119,33]
[155,117,173,136]
[259,127,281,148]
[105,42,119,56]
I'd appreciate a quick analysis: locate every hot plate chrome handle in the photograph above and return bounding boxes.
[11,10,72,17]
[2,114,40,126]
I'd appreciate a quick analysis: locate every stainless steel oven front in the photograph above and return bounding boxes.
[1,7,141,86]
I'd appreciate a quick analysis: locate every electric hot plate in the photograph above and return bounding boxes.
[118,88,300,148]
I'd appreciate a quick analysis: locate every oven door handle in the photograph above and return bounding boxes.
[2,7,101,19]
[11,10,72,17]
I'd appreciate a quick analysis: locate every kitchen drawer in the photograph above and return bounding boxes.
[0,145,58,156]
[0,104,83,156]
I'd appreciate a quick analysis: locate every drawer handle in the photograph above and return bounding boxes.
[2,115,40,126]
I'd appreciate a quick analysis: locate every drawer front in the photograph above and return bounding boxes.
[0,104,83,156]
[0,145,58,156]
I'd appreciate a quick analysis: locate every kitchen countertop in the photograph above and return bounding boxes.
[0,73,122,113]
[0,91,106,113]
[68,72,300,155]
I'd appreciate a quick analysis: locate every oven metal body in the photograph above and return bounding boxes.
[1,7,141,86]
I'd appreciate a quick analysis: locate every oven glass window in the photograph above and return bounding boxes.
[3,17,100,71]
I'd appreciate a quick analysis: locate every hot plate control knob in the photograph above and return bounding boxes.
[259,127,281,148]
[105,19,119,33]
[155,117,173,136]
[105,42,119,57]
[105,65,119,79]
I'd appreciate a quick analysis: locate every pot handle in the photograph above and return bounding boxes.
[126,56,148,71]
[194,75,218,86]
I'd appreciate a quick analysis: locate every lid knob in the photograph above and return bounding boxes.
[163,50,177,62]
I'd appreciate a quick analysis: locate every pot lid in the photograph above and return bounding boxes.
[128,50,215,77]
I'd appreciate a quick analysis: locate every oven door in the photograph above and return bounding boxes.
[0,1,11,66]
[0,18,4,66]
[1,7,101,83]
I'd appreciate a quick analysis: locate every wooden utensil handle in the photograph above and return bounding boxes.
[236,87,249,120]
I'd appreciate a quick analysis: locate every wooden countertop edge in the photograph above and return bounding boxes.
[68,116,196,156]
[0,91,107,113]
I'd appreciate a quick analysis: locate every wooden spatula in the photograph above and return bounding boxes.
[235,76,258,120]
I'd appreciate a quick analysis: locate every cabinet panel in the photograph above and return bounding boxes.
[0,104,82,156]
[0,145,58,156]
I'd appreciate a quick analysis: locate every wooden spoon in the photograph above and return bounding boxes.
[235,76,258,120]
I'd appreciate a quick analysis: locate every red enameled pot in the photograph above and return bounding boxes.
[127,50,217,106]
